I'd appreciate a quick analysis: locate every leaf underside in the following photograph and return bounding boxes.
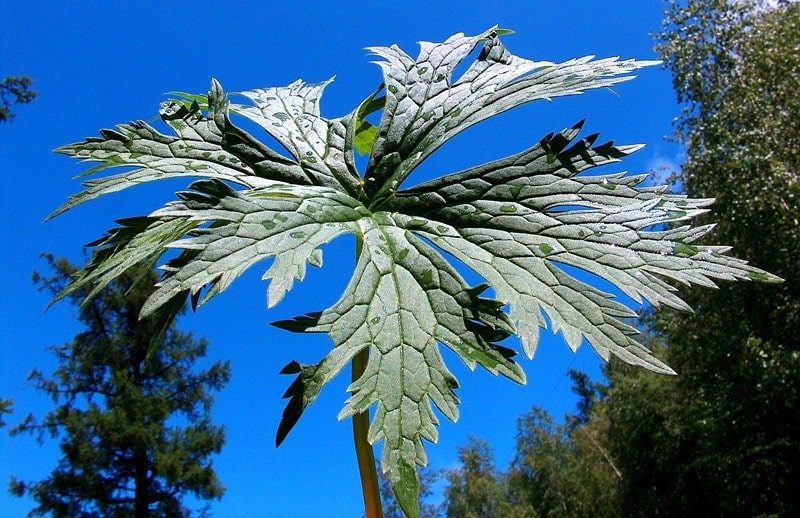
[53,26,780,518]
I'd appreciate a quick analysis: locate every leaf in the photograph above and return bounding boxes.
[274,215,523,518]
[53,216,197,308]
[51,28,781,517]
[142,179,365,313]
[232,79,364,196]
[352,89,385,156]
[363,26,660,205]
[354,123,379,156]
[50,81,305,219]
[386,121,779,368]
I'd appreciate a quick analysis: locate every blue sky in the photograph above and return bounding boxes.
[1,1,682,516]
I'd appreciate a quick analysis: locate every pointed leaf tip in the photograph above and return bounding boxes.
[493,28,515,36]
[747,270,784,283]
[393,460,421,518]
[271,312,322,332]
[275,392,303,447]
[279,360,302,375]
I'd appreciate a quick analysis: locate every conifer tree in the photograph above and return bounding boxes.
[10,256,230,517]
[0,75,36,122]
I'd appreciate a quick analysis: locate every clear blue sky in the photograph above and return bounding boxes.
[1,1,682,516]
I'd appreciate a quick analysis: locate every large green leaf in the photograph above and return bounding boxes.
[363,26,660,205]
[274,215,523,514]
[385,120,768,370]
[51,27,780,518]
[141,179,365,312]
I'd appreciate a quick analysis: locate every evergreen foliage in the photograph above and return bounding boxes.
[0,75,36,122]
[9,256,230,517]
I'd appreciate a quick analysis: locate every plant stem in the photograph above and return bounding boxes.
[352,348,382,518]
[352,234,382,517]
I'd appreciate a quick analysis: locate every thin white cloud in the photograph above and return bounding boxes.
[646,148,685,192]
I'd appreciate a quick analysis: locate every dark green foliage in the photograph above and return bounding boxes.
[564,370,599,428]
[0,76,36,122]
[440,2,799,515]
[509,405,621,517]
[443,438,521,518]
[438,371,620,517]
[613,1,800,514]
[9,256,230,517]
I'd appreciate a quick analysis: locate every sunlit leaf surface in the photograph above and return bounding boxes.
[53,27,780,517]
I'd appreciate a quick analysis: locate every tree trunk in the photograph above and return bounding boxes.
[134,448,150,517]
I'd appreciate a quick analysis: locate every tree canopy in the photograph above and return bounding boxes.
[10,257,230,517]
[614,1,800,513]
[436,1,799,515]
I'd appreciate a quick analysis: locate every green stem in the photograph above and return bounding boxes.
[352,234,382,518]
[352,348,382,518]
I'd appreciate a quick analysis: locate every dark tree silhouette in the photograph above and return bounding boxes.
[10,256,230,517]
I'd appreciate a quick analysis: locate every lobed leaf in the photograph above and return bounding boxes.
[387,122,780,367]
[53,217,197,308]
[274,214,523,517]
[141,179,365,314]
[51,27,781,517]
[364,26,660,205]
[232,79,364,196]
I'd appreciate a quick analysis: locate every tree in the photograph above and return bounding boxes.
[0,75,36,122]
[583,1,800,515]
[10,256,230,517]
[438,370,620,518]
[48,27,776,517]
[443,438,524,518]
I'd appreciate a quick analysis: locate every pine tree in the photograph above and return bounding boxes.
[10,256,230,517]
[0,75,36,122]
